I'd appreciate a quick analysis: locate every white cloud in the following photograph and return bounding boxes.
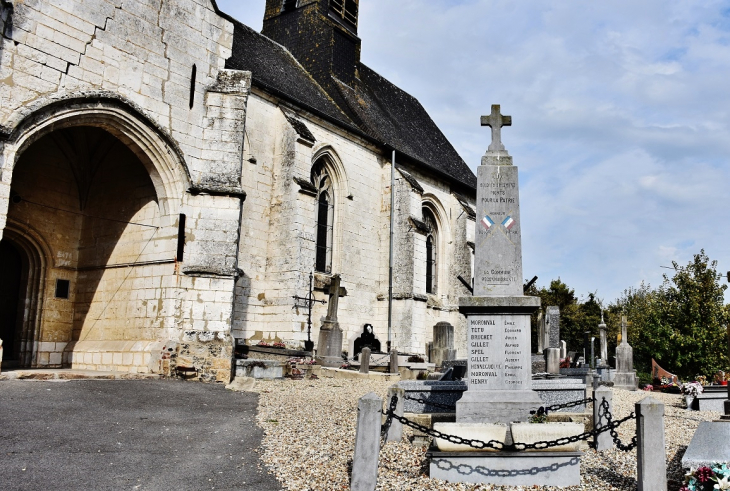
[217,0,730,302]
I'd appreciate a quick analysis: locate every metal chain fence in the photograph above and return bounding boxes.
[383,395,637,453]
[403,394,594,414]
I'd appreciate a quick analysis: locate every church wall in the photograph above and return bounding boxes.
[232,89,476,358]
[0,0,249,380]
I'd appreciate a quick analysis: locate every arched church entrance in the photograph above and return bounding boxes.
[3,116,183,372]
[0,239,24,367]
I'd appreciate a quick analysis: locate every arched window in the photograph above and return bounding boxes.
[312,160,334,273]
[423,207,438,294]
[282,0,298,12]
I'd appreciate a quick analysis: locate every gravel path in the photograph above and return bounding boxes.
[252,378,722,490]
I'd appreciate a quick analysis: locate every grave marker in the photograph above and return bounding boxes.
[316,274,346,367]
[614,316,637,390]
[457,105,542,424]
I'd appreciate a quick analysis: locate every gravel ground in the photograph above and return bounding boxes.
[252,378,722,491]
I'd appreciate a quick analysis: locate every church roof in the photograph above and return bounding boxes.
[224,19,477,190]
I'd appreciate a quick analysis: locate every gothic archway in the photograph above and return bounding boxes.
[0,99,188,371]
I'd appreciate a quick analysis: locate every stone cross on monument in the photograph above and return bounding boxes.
[457,105,542,424]
[481,104,512,157]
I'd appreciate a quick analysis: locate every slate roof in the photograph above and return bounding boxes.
[224,19,477,190]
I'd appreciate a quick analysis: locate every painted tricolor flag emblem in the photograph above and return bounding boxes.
[481,215,495,230]
[502,216,516,230]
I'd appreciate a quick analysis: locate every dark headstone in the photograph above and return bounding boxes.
[353,324,381,357]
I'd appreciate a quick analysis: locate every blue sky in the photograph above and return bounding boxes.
[217,0,730,305]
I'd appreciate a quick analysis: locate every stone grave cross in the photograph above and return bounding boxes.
[481,104,512,156]
[316,274,347,367]
[325,274,345,321]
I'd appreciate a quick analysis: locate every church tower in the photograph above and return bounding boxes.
[262,0,361,86]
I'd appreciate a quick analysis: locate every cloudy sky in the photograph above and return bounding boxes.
[217,0,730,305]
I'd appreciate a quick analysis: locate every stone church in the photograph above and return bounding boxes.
[0,0,477,381]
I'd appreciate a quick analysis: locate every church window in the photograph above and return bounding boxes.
[55,279,70,299]
[330,0,358,28]
[423,207,438,294]
[189,64,196,109]
[176,213,186,262]
[312,161,334,273]
[282,0,298,12]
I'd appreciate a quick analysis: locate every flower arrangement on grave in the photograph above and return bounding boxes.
[528,406,549,424]
[340,361,351,369]
[681,381,704,397]
[288,357,316,365]
[256,340,271,347]
[407,355,425,363]
[559,357,571,369]
[696,375,708,386]
[681,463,730,491]
[416,370,430,380]
[272,342,286,349]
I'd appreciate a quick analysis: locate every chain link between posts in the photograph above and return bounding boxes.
[402,395,594,413]
[382,395,637,452]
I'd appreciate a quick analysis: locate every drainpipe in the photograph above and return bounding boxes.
[388,150,395,352]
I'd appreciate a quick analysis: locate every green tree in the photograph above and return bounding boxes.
[663,250,729,378]
[527,279,604,356]
[608,250,730,379]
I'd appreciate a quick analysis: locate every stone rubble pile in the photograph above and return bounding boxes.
[252,378,722,490]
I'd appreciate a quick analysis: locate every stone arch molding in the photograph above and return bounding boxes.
[2,220,51,367]
[0,95,190,220]
[311,144,350,199]
[421,193,451,239]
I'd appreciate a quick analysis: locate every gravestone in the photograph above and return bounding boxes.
[431,322,456,368]
[598,314,608,368]
[353,324,381,358]
[546,306,560,349]
[537,310,545,353]
[316,275,346,367]
[544,307,560,375]
[613,316,637,390]
[456,105,542,424]
[359,347,371,374]
[560,340,567,360]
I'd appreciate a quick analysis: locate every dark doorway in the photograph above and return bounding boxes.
[0,238,24,365]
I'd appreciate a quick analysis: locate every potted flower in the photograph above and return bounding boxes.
[681,381,704,410]
[681,462,730,491]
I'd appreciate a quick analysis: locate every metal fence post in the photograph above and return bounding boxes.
[352,392,382,491]
[593,386,613,451]
[636,396,666,491]
[385,387,404,443]
[389,349,399,374]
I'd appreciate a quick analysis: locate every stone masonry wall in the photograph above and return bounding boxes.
[233,91,476,358]
[0,0,249,380]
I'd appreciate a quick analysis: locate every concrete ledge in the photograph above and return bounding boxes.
[458,296,541,315]
[0,369,160,381]
[682,422,730,469]
[428,450,582,486]
[320,367,401,381]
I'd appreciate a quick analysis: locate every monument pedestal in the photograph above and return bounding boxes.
[316,320,343,368]
[457,296,542,424]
